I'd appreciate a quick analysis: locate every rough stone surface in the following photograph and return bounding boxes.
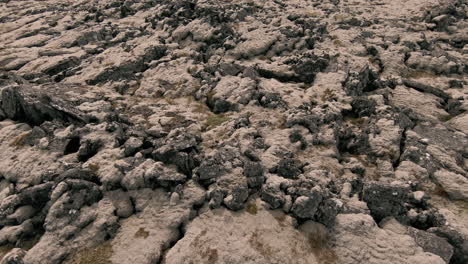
[0,0,467,263]
[163,200,322,264]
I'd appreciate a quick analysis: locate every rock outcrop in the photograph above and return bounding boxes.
[0,0,466,263]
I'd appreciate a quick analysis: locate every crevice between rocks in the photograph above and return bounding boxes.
[157,201,206,264]
[392,128,407,169]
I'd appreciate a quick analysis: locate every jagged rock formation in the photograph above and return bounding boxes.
[0,0,467,263]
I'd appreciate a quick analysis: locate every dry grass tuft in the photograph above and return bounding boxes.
[205,114,230,130]
[438,114,453,122]
[64,241,113,264]
[246,202,258,215]
[9,132,30,148]
[321,88,336,102]
[134,227,150,238]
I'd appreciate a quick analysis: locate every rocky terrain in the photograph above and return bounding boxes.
[0,0,467,263]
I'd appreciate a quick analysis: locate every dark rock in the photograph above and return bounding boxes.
[1,86,88,126]
[366,46,379,56]
[197,158,225,181]
[171,150,201,176]
[87,45,166,85]
[407,227,453,263]
[446,99,464,116]
[233,115,250,129]
[336,127,369,155]
[350,97,376,117]
[153,130,202,176]
[54,168,98,183]
[362,182,410,223]
[291,190,323,219]
[0,108,5,121]
[208,98,232,114]
[17,183,54,208]
[285,107,322,133]
[403,79,450,101]
[223,186,249,211]
[219,63,243,76]
[208,189,226,209]
[242,67,259,79]
[409,208,446,231]
[123,137,143,157]
[243,149,260,162]
[48,182,101,220]
[259,92,286,109]
[156,169,187,186]
[343,66,380,96]
[287,53,329,84]
[243,161,264,178]
[315,198,343,227]
[78,139,102,162]
[256,67,298,83]
[260,185,285,209]
[63,136,81,155]
[396,111,415,130]
[448,80,464,88]
[428,226,468,264]
[413,123,467,153]
[289,130,303,143]
[275,158,303,179]
[42,56,80,78]
[243,161,264,188]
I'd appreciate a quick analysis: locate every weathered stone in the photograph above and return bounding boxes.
[362,182,410,222]
[433,169,468,201]
[407,227,454,263]
[1,86,87,126]
[291,191,323,219]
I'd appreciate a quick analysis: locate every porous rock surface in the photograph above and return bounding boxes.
[0,0,467,263]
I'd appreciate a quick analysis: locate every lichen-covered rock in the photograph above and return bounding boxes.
[291,191,323,219]
[163,200,322,264]
[433,169,468,201]
[333,214,446,264]
[108,181,205,264]
[0,0,467,263]
[362,182,411,222]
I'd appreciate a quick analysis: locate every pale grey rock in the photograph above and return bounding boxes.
[107,190,134,218]
[207,76,257,113]
[333,214,446,264]
[109,181,205,264]
[163,200,320,264]
[123,137,143,157]
[23,195,118,264]
[390,86,449,121]
[229,28,279,59]
[368,118,402,162]
[7,205,35,224]
[121,159,156,190]
[433,169,468,201]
